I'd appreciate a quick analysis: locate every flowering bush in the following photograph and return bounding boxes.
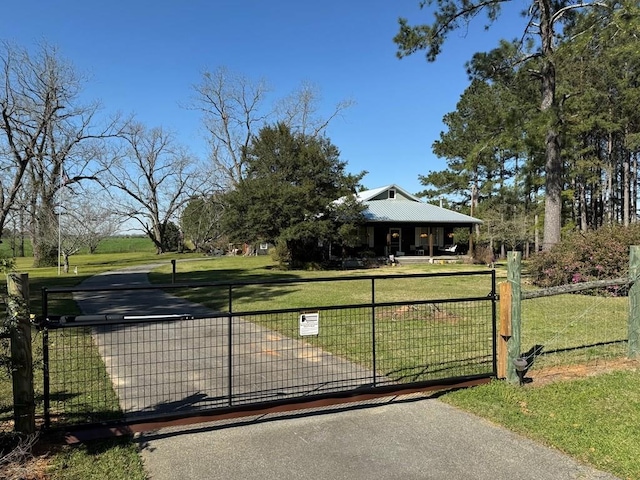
[528,224,640,289]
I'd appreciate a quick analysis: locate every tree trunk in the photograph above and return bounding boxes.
[541,119,562,250]
[633,152,638,223]
[579,180,588,232]
[606,131,614,224]
[623,138,630,227]
[539,0,562,251]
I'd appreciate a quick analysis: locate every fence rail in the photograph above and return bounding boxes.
[521,277,631,299]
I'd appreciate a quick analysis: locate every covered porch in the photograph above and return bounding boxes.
[360,223,470,258]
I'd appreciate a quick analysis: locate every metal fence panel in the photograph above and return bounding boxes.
[42,272,496,429]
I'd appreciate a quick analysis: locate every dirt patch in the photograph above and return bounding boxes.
[1,434,59,480]
[529,358,639,386]
[1,454,50,480]
[379,304,459,323]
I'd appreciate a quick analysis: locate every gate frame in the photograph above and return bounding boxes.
[40,270,498,438]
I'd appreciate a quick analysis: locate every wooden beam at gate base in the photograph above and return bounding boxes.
[62,377,492,444]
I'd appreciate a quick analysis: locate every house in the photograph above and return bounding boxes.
[353,184,482,258]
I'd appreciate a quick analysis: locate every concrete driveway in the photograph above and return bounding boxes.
[73,266,619,480]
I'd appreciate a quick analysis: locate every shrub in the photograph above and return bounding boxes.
[271,239,291,267]
[528,224,640,288]
[473,244,495,265]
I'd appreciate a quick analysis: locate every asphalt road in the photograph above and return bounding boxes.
[73,265,620,480]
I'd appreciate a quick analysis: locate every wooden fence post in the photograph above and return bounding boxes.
[497,281,512,378]
[7,273,35,434]
[506,251,522,384]
[629,246,640,358]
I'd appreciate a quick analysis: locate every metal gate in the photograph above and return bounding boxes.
[40,271,497,436]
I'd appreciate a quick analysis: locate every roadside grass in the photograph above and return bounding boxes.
[47,436,146,480]
[440,370,640,480]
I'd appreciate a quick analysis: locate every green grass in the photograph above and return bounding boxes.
[0,235,157,259]
[441,370,640,480]
[49,436,146,480]
[149,255,498,311]
[521,294,628,369]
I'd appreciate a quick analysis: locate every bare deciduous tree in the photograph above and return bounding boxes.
[190,67,354,189]
[274,81,355,138]
[190,67,271,189]
[56,189,120,272]
[104,123,206,254]
[0,41,124,266]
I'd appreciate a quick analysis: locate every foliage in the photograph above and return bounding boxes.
[475,199,536,253]
[473,244,495,266]
[528,224,640,288]
[222,123,365,267]
[395,1,639,249]
[163,221,182,252]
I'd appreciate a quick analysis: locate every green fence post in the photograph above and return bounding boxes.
[629,246,640,358]
[506,251,522,384]
[8,273,35,434]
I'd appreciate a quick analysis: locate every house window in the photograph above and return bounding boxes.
[419,228,429,247]
[389,189,396,200]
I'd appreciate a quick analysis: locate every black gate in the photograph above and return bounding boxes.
[40,271,497,436]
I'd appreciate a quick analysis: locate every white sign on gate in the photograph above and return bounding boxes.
[299,312,319,336]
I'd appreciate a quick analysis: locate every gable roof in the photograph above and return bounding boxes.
[356,184,421,202]
[357,185,482,224]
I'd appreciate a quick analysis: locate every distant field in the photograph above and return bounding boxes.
[0,235,155,258]
[93,236,156,254]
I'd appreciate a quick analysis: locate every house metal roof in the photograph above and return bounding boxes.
[357,185,482,224]
[363,201,482,224]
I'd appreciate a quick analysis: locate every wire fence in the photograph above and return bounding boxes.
[521,291,629,376]
[0,357,12,434]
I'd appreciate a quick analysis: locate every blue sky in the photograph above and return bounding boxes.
[3,0,528,196]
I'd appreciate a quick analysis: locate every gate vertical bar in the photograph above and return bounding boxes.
[491,269,498,376]
[371,278,377,387]
[42,287,51,429]
[228,285,233,406]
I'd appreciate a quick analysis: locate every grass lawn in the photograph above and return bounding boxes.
[441,370,640,480]
[2,252,637,479]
